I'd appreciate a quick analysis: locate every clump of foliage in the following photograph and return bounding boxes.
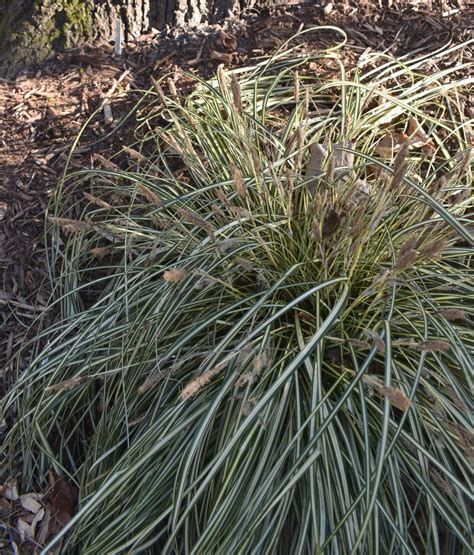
[4,29,472,553]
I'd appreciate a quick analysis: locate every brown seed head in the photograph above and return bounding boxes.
[383,386,412,411]
[163,269,185,282]
[417,339,450,352]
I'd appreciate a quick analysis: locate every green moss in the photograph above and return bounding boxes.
[1,0,94,75]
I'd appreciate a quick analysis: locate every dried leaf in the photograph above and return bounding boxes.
[37,506,52,545]
[17,519,33,541]
[408,115,436,152]
[216,30,237,51]
[376,132,408,160]
[2,480,19,501]
[49,471,76,527]
[209,50,232,63]
[322,208,341,237]
[306,143,326,177]
[20,493,42,514]
[30,507,45,538]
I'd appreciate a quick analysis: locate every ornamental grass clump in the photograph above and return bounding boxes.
[3,29,473,553]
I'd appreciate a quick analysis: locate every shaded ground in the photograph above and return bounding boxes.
[0,0,471,550]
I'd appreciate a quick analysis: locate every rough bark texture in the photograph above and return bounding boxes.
[0,0,265,76]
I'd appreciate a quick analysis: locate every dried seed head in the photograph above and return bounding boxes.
[217,64,227,94]
[395,249,417,271]
[49,217,95,233]
[236,257,254,272]
[163,269,185,282]
[90,247,111,257]
[399,234,419,256]
[212,203,227,223]
[177,207,214,239]
[241,399,253,416]
[293,71,300,102]
[92,153,120,171]
[383,386,411,411]
[231,73,243,116]
[349,237,362,256]
[419,238,447,260]
[138,183,164,207]
[446,386,469,413]
[417,339,450,352]
[123,145,146,161]
[231,163,247,198]
[152,78,169,108]
[310,218,321,241]
[365,330,385,353]
[138,370,165,394]
[167,77,178,99]
[217,189,231,207]
[348,339,371,350]
[390,142,409,190]
[430,468,453,497]
[303,86,309,118]
[231,205,250,219]
[257,270,270,288]
[325,152,335,183]
[295,126,305,173]
[46,377,87,392]
[83,192,111,209]
[181,362,226,400]
[251,148,263,173]
[439,308,466,321]
[253,351,268,374]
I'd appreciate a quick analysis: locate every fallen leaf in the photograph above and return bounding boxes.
[209,50,232,63]
[216,30,237,51]
[2,480,19,501]
[306,143,327,177]
[322,208,341,237]
[49,471,76,527]
[17,519,33,541]
[37,506,52,545]
[30,507,45,537]
[376,132,408,160]
[407,115,436,152]
[20,493,42,514]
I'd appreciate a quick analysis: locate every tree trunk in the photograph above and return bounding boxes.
[0,0,268,76]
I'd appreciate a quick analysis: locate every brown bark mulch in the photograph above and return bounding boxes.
[0,1,470,549]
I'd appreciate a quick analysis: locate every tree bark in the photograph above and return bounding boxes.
[0,0,266,76]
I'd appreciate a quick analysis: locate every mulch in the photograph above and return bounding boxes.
[0,1,470,548]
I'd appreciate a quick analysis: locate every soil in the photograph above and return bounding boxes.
[0,0,471,549]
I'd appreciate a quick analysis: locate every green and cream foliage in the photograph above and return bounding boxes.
[5,29,472,553]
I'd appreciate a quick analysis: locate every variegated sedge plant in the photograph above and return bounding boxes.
[4,28,472,554]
